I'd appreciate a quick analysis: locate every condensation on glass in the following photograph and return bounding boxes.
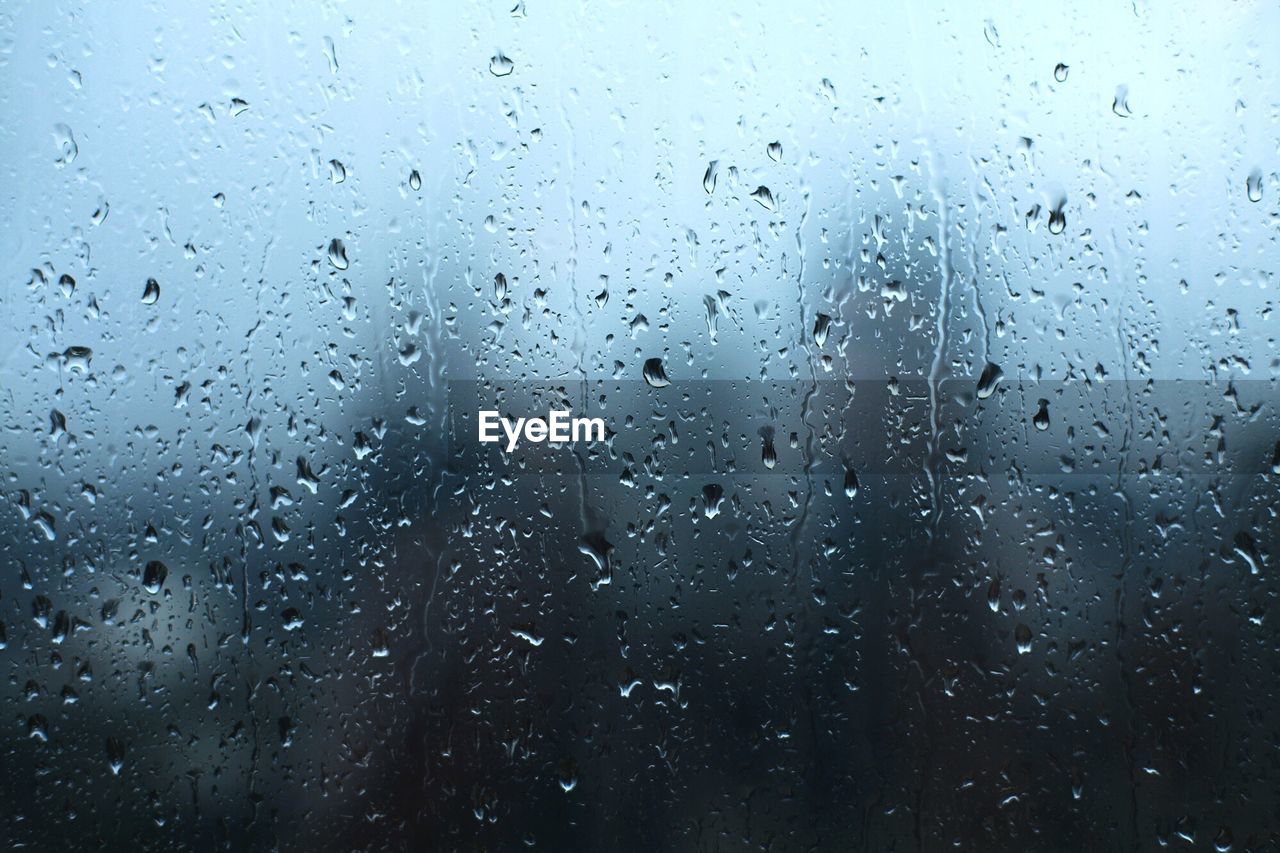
[0,2,1276,850]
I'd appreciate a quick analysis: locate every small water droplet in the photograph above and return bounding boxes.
[409,169,421,191]
[767,141,782,162]
[141,278,160,305]
[1054,63,1069,82]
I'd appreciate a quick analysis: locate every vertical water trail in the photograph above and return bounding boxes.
[792,187,816,578]
[926,165,952,539]
[969,182,990,368]
[557,90,600,580]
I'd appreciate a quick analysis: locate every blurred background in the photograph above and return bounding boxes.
[2,1,1279,849]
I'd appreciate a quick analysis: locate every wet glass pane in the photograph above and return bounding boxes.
[2,2,1277,850]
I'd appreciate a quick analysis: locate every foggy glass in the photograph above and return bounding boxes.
[1,1,1277,850]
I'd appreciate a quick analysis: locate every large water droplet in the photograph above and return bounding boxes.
[141,278,160,305]
[1247,170,1263,203]
[328,238,349,270]
[1048,207,1066,235]
[642,357,669,388]
[106,737,126,775]
[813,313,831,348]
[761,431,777,469]
[703,160,718,195]
[490,52,514,77]
[1033,399,1051,431]
[1112,86,1132,118]
[142,560,168,594]
[976,362,1002,399]
[843,466,859,498]
[702,484,724,518]
[1015,623,1033,654]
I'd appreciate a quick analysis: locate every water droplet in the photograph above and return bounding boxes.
[1048,207,1066,235]
[767,141,782,162]
[328,238,349,270]
[750,186,775,211]
[1033,399,1051,431]
[490,52,514,77]
[642,357,669,388]
[63,346,92,374]
[1054,63,1068,82]
[983,19,1000,47]
[53,123,77,166]
[28,714,48,742]
[843,466,859,498]
[1112,86,1132,118]
[1247,170,1263,203]
[976,362,1002,399]
[761,429,777,469]
[106,737,126,774]
[557,759,579,792]
[142,560,168,595]
[1015,623,1033,654]
[813,313,831,348]
[409,169,421,191]
[141,278,160,304]
[703,160,718,195]
[702,484,724,518]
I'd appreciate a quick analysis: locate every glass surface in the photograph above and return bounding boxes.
[2,2,1278,849]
